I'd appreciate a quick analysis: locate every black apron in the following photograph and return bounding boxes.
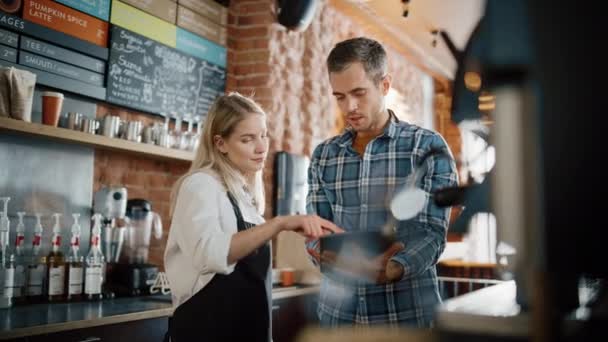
[169,192,271,342]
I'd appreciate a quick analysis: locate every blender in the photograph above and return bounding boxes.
[124,199,163,265]
[110,199,162,296]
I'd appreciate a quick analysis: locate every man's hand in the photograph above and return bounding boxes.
[320,241,405,284]
[385,260,405,282]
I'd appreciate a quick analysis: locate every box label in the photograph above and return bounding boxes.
[0,44,17,62]
[55,0,110,21]
[177,5,225,46]
[120,0,177,24]
[176,27,225,67]
[23,0,109,47]
[21,36,105,73]
[179,0,226,26]
[110,0,176,47]
[20,50,104,86]
[0,27,18,47]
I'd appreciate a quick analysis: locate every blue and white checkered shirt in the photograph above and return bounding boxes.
[306,111,458,327]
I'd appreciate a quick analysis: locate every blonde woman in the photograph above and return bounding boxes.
[164,93,341,342]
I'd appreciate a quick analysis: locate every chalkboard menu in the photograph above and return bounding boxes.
[106,26,226,118]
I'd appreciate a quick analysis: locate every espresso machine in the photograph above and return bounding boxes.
[107,199,162,296]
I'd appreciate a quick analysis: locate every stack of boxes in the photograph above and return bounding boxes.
[118,0,228,47]
[177,0,228,47]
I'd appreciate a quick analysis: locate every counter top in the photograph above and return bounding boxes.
[435,280,530,337]
[0,285,319,340]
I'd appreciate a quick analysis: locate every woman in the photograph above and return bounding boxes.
[164,92,340,341]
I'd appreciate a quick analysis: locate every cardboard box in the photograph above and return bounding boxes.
[120,0,177,24]
[55,0,111,21]
[177,5,226,46]
[179,0,227,26]
[111,0,177,48]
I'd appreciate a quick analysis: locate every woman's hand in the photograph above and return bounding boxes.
[274,215,343,238]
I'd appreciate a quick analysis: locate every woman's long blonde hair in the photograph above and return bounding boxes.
[170,92,267,216]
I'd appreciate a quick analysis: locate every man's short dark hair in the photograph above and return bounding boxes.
[327,37,388,83]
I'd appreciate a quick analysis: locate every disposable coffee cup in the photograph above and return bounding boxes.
[41,91,64,126]
[280,268,295,287]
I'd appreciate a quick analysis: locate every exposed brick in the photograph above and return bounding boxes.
[235,38,268,50]
[228,26,268,39]
[123,171,146,187]
[226,77,238,90]
[149,189,172,206]
[227,37,237,49]
[168,175,182,187]
[255,99,272,111]
[233,50,270,64]
[106,154,134,171]
[237,75,269,87]
[234,86,272,98]
[234,63,270,74]
[145,173,170,188]
[237,2,272,15]
[156,202,172,226]
[168,162,189,175]
[98,168,124,187]
[237,13,274,26]
[227,50,236,63]
[95,150,108,167]
[134,159,166,172]
[446,122,460,136]
[228,12,236,25]
[126,187,149,200]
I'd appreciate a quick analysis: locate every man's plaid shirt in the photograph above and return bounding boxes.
[306,112,458,327]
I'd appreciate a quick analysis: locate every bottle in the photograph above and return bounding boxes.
[26,213,46,303]
[3,255,15,305]
[0,197,12,308]
[10,212,27,304]
[65,213,84,301]
[46,213,65,302]
[85,214,104,301]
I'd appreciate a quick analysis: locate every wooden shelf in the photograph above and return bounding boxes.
[0,116,195,162]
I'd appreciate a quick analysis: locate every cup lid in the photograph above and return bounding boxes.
[41,91,64,98]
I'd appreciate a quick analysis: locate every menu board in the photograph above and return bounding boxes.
[106,26,225,118]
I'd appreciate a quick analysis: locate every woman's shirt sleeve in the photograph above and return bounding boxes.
[172,173,236,275]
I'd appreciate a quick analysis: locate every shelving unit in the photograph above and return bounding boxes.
[0,116,195,162]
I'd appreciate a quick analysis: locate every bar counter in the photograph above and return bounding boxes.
[0,285,320,340]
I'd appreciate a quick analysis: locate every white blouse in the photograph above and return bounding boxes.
[164,170,265,309]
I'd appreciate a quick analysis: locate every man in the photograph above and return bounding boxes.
[306,37,458,327]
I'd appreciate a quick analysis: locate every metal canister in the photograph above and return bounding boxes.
[66,112,82,130]
[81,118,99,134]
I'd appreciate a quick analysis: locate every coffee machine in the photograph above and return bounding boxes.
[105,199,163,296]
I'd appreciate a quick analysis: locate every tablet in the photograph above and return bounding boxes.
[319,231,396,273]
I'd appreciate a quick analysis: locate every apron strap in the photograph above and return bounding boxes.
[226,192,251,232]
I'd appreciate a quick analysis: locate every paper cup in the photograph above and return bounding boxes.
[41,91,64,126]
[280,268,295,287]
